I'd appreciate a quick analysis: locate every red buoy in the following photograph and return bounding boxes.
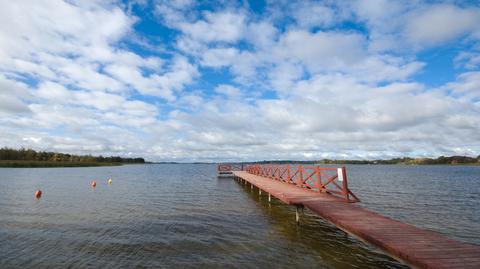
[91,180,97,188]
[35,189,42,199]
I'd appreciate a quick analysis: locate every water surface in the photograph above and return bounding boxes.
[0,164,478,268]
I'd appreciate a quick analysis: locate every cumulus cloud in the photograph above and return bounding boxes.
[179,11,246,43]
[0,75,31,114]
[349,1,480,51]
[0,0,197,100]
[214,84,242,98]
[0,0,197,157]
[404,4,480,47]
[276,30,366,71]
[291,2,338,29]
[445,71,480,101]
[161,71,479,161]
[1,0,480,161]
[455,51,480,69]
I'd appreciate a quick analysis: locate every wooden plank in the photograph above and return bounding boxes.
[232,171,480,269]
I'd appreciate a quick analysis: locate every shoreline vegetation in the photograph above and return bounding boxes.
[249,155,480,165]
[0,148,145,168]
[156,156,480,165]
[1,148,479,167]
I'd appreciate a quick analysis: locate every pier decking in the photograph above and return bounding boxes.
[227,165,480,269]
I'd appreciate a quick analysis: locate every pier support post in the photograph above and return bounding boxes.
[259,189,262,195]
[268,193,271,202]
[295,205,304,225]
[296,207,299,224]
[251,184,253,190]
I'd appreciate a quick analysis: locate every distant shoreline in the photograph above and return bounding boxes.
[151,161,480,166]
[0,148,146,168]
[2,160,479,167]
[0,160,126,168]
[242,155,480,166]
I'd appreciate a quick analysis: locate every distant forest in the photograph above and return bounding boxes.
[253,155,480,165]
[0,148,145,164]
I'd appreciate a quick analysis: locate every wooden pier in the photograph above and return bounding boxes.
[223,164,480,269]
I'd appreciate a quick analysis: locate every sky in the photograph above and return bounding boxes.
[1,0,480,162]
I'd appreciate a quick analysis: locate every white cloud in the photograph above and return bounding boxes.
[349,55,425,82]
[0,0,198,159]
[161,69,480,161]
[445,71,480,101]
[291,2,338,29]
[455,51,480,69]
[200,47,260,82]
[0,0,196,102]
[0,75,31,114]
[0,1,132,56]
[1,1,480,161]
[201,47,239,67]
[404,5,480,47]
[156,3,247,44]
[214,84,242,98]
[277,30,366,71]
[179,11,246,43]
[349,1,480,51]
[268,62,304,92]
[353,0,406,30]
[245,21,278,49]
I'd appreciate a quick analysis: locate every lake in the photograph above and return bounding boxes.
[0,164,479,268]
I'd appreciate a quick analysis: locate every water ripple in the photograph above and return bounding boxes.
[1,164,478,268]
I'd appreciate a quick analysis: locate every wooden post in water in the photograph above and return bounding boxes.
[295,206,300,224]
[295,205,304,225]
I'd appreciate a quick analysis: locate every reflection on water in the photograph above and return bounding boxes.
[0,164,478,268]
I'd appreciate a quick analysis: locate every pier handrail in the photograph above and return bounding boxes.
[244,164,360,203]
[217,163,244,172]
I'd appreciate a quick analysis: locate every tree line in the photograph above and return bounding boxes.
[252,155,480,165]
[0,148,145,163]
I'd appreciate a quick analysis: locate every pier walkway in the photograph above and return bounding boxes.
[221,164,480,269]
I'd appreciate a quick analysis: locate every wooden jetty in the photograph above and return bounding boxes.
[223,164,480,269]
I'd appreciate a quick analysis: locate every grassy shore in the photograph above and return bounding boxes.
[0,160,124,168]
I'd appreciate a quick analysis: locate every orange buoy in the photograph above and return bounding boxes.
[91,180,97,188]
[35,189,42,199]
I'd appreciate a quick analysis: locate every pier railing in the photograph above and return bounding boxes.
[244,164,360,203]
[217,163,244,177]
[217,163,244,173]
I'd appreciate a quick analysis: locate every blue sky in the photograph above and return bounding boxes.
[1,0,480,161]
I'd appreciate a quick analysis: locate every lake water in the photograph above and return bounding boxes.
[0,164,479,268]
